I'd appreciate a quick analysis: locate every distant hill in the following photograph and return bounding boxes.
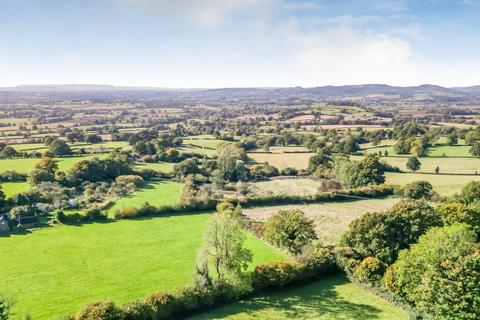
[452,86,480,97]
[0,84,478,104]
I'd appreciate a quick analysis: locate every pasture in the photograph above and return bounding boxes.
[1,182,30,198]
[248,152,311,169]
[107,181,183,216]
[0,155,102,174]
[0,214,284,319]
[243,198,399,245]
[189,275,408,320]
[350,155,480,175]
[250,178,322,197]
[133,161,175,172]
[385,172,480,196]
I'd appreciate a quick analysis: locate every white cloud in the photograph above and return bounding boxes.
[278,24,421,86]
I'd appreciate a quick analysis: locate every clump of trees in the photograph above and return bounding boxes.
[264,209,317,254]
[384,224,480,319]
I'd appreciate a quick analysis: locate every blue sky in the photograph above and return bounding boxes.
[0,0,479,87]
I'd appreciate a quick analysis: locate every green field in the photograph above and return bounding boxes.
[248,152,311,169]
[189,275,408,320]
[0,182,30,198]
[385,172,480,196]
[133,161,175,172]
[426,145,472,157]
[0,155,102,174]
[351,155,480,175]
[0,214,284,319]
[107,181,183,216]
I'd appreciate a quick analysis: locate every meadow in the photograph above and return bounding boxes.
[350,155,480,175]
[0,214,284,319]
[385,172,480,196]
[243,198,399,245]
[250,178,322,197]
[133,161,175,172]
[0,182,30,198]
[248,152,311,169]
[189,275,408,320]
[107,181,183,216]
[0,155,102,174]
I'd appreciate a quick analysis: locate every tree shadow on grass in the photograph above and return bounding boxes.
[190,276,386,320]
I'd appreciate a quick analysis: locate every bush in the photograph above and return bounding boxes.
[298,245,338,274]
[264,209,317,254]
[317,180,342,192]
[145,292,179,320]
[437,202,480,235]
[280,167,298,176]
[353,256,386,284]
[84,208,106,220]
[122,301,150,320]
[403,180,433,200]
[115,175,144,187]
[114,207,140,219]
[457,181,480,204]
[76,301,123,320]
[252,260,305,291]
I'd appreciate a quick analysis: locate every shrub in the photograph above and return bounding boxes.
[353,256,386,284]
[317,180,342,192]
[145,292,179,320]
[76,301,123,320]
[84,208,106,220]
[252,260,305,291]
[264,209,317,254]
[298,245,338,274]
[437,202,480,235]
[122,301,150,320]
[280,167,298,176]
[403,180,433,200]
[457,181,480,204]
[115,175,144,187]
[114,207,140,219]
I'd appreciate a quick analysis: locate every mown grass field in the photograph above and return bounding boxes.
[133,161,175,172]
[107,181,183,216]
[0,214,284,319]
[251,178,322,197]
[243,198,399,245]
[0,155,102,174]
[189,275,408,320]
[425,145,472,157]
[350,155,480,175]
[248,152,311,169]
[385,172,480,196]
[1,182,30,198]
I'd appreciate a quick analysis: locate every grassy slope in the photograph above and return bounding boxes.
[188,275,408,320]
[1,214,284,319]
[107,181,183,216]
[1,182,30,198]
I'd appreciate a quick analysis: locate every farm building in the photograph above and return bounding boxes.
[0,215,9,232]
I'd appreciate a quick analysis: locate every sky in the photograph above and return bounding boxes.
[0,0,480,88]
